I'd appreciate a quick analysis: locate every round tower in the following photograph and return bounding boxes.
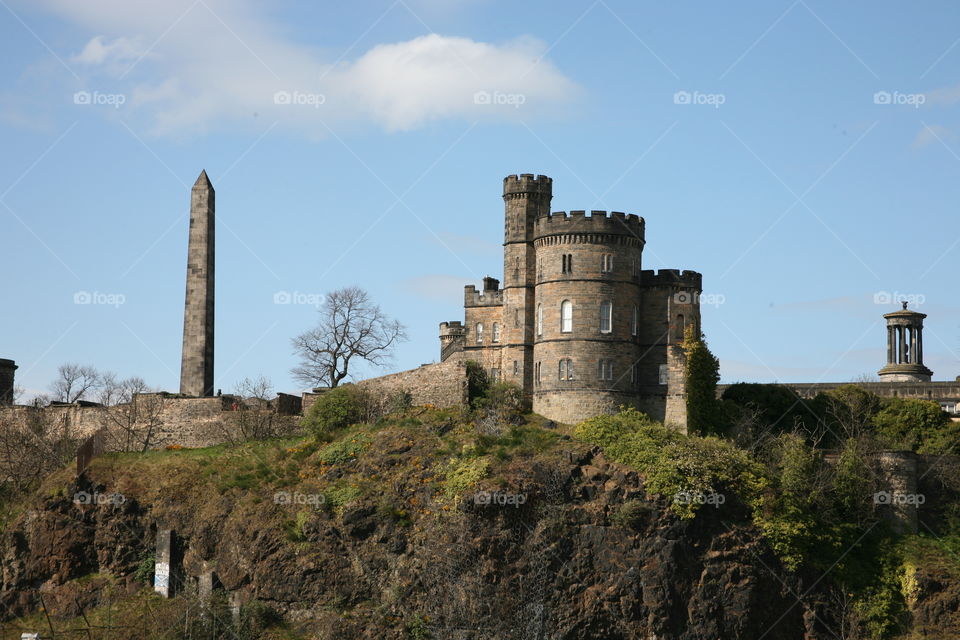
[878,302,932,382]
[438,321,466,362]
[531,210,645,423]
[0,358,17,405]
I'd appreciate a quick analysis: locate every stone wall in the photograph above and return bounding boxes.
[302,359,470,416]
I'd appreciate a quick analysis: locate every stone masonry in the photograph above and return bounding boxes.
[0,359,16,405]
[180,170,215,397]
[439,174,702,429]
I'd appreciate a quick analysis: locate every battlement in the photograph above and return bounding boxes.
[439,321,466,336]
[503,173,553,196]
[533,210,644,240]
[640,269,702,289]
[464,284,504,307]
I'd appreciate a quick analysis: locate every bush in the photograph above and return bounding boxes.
[874,397,958,454]
[302,385,370,440]
[575,408,766,519]
[610,499,650,529]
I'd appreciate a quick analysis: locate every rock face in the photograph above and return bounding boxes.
[1,445,956,639]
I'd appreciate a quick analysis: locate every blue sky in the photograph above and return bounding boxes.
[3,0,960,400]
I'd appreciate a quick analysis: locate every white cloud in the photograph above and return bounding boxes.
[912,124,954,149]
[34,0,578,136]
[71,35,145,65]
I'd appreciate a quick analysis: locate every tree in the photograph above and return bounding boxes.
[682,325,722,435]
[49,363,101,403]
[291,286,407,388]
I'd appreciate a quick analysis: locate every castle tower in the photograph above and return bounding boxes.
[0,359,17,405]
[878,302,932,382]
[439,321,466,361]
[179,171,215,397]
[531,210,645,422]
[501,174,552,394]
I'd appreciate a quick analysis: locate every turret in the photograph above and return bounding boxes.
[878,302,933,382]
[0,358,16,405]
[439,322,466,362]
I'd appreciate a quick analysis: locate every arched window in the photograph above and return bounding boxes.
[559,358,574,381]
[598,359,613,381]
[599,301,612,333]
[674,314,685,342]
[476,323,484,344]
[536,304,543,336]
[560,300,573,333]
[492,322,500,342]
[632,305,639,336]
[601,254,613,273]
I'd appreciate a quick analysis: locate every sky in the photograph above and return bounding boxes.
[3,0,960,401]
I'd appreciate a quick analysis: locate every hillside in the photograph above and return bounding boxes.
[0,403,958,639]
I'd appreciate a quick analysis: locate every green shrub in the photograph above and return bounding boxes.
[302,386,370,441]
[610,500,650,529]
[683,326,723,436]
[133,552,154,584]
[874,397,958,454]
[318,431,372,465]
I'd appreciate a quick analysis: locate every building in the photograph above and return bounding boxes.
[439,173,702,428]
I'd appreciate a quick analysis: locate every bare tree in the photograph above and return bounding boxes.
[0,408,79,497]
[291,286,408,388]
[50,363,101,403]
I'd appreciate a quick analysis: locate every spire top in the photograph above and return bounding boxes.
[193,169,213,190]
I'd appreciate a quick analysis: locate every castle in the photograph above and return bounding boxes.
[437,174,703,428]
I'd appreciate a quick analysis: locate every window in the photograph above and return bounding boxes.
[536,303,543,336]
[559,358,574,381]
[492,322,501,343]
[560,300,573,333]
[631,305,638,336]
[631,363,638,384]
[600,301,612,333]
[514,308,520,328]
[658,364,668,385]
[673,314,685,342]
[535,361,541,385]
[537,259,543,280]
[513,360,519,376]
[598,359,613,381]
[562,253,573,274]
[601,254,613,273]
[491,368,500,382]
[476,323,484,344]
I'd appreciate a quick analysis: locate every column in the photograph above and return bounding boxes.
[917,329,923,365]
[898,326,906,364]
[155,528,173,597]
[910,326,918,365]
[887,326,895,364]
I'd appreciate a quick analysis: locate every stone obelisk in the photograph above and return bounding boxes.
[179,170,215,397]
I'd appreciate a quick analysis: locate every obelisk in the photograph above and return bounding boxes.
[179,170,215,396]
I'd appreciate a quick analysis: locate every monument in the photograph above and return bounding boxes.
[179,171,215,397]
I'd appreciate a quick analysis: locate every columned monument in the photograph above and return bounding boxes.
[878,302,932,382]
[179,171,215,397]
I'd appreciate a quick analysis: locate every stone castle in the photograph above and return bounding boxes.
[436,174,702,427]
